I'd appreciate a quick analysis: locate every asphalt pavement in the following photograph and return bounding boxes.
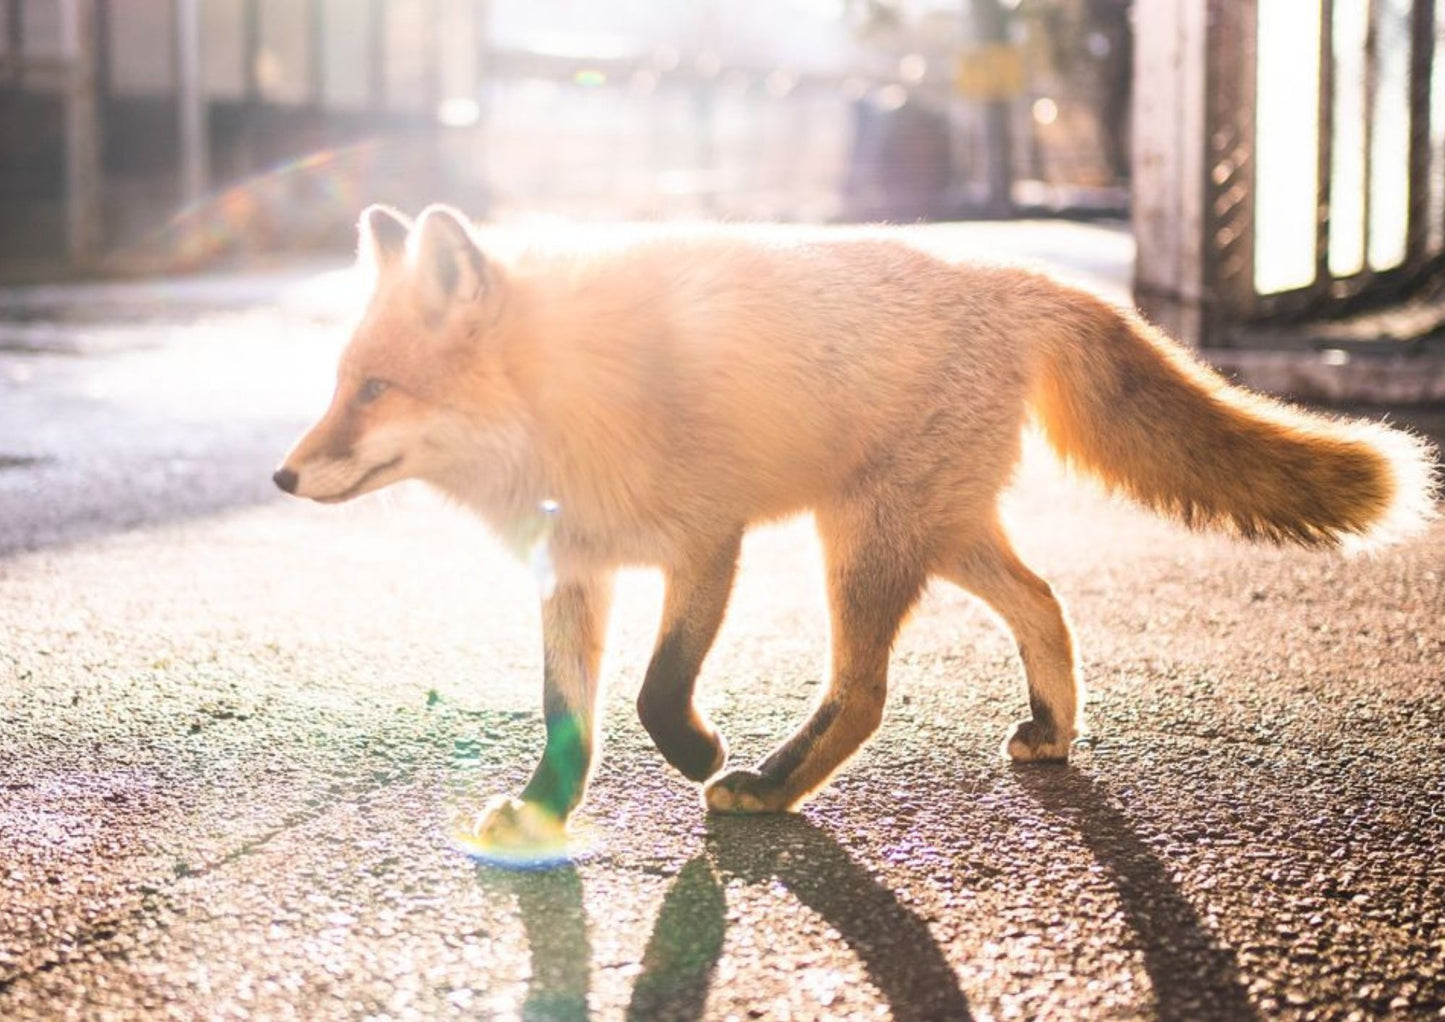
[1,223,1442,1021]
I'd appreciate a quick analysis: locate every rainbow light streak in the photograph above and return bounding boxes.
[104,138,399,275]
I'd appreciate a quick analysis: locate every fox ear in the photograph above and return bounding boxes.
[410,204,487,323]
[357,204,411,274]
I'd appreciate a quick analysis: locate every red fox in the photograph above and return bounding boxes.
[275,204,1437,851]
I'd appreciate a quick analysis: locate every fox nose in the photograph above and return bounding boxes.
[272,467,299,494]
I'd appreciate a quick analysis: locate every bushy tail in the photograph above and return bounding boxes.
[1029,293,1438,549]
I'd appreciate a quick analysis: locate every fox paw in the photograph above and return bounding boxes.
[672,726,729,783]
[1004,719,1074,763]
[703,769,789,814]
[454,796,569,861]
[638,702,730,782]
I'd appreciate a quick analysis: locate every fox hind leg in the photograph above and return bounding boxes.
[705,503,925,813]
[943,526,1078,762]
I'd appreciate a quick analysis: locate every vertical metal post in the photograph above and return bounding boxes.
[1407,0,1436,268]
[61,0,103,267]
[1202,0,1258,337]
[174,0,208,206]
[1316,0,1336,292]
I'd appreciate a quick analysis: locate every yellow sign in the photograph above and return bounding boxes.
[956,44,1025,100]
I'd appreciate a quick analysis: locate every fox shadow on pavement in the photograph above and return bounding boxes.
[478,814,973,1021]
[1013,767,1261,1021]
[476,863,592,1020]
[686,815,975,1022]
[477,772,1267,1020]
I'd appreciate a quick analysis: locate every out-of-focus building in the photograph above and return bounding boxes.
[3,0,1441,359]
[0,0,1129,276]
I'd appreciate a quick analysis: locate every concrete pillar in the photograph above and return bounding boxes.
[1131,0,1209,344]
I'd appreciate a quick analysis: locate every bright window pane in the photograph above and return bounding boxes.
[1255,2,1321,294]
[1330,0,1369,276]
[1369,0,1412,270]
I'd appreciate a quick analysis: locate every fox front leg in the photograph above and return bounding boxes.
[470,574,613,852]
[637,532,742,782]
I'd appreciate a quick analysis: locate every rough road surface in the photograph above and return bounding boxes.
[1,224,1442,1021]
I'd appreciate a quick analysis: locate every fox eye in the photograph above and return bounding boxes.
[356,378,390,405]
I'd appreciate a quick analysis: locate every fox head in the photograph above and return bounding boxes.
[274,204,528,506]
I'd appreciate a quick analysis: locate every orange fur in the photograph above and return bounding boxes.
[1030,291,1438,549]
[276,205,1439,838]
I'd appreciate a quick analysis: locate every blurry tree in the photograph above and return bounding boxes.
[967,0,1015,214]
[842,0,1133,211]
[1015,0,1133,181]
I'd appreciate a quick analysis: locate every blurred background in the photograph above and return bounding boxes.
[0,0,1442,350]
[7,10,1445,1018]
[0,1,1132,262]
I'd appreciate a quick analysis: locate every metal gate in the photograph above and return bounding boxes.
[1135,0,1445,348]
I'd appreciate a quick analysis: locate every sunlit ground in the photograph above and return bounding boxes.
[2,223,1442,1018]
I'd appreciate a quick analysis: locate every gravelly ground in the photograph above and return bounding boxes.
[1,223,1442,1021]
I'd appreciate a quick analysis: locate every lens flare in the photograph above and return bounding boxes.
[101,138,398,275]
[449,809,591,871]
[529,499,561,600]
